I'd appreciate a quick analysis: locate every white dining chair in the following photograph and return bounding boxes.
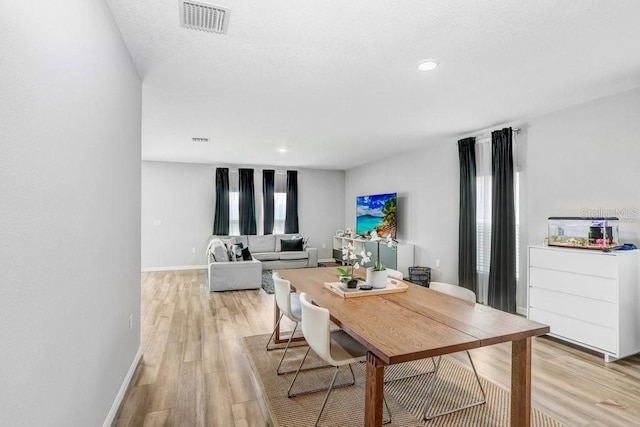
[422,281,486,421]
[381,267,438,383]
[265,275,304,375]
[288,292,391,426]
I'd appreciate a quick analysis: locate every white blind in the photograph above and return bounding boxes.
[273,193,287,234]
[229,191,239,236]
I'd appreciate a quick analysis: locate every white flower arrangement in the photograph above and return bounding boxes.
[337,242,371,282]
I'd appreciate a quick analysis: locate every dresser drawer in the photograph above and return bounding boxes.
[529,287,617,329]
[529,267,617,303]
[529,308,616,353]
[529,247,617,278]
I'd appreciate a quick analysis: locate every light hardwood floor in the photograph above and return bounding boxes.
[114,269,640,426]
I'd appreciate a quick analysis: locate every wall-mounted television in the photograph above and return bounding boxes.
[356,192,397,239]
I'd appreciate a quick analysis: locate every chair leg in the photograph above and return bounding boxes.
[382,395,392,425]
[466,350,487,403]
[288,357,357,398]
[423,352,487,421]
[384,357,436,384]
[265,313,284,351]
[276,321,299,375]
[291,360,392,425]
[422,356,442,421]
[314,367,341,427]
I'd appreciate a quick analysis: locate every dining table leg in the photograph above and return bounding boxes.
[511,337,532,426]
[365,352,384,427]
[273,298,282,343]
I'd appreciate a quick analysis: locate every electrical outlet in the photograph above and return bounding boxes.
[192,247,196,253]
[435,259,441,267]
[129,314,133,331]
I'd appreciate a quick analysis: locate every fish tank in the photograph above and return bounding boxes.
[548,217,619,250]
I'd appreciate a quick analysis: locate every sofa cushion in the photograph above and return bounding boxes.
[252,252,280,261]
[210,239,228,262]
[281,238,304,252]
[279,251,309,260]
[248,235,275,253]
[275,234,301,252]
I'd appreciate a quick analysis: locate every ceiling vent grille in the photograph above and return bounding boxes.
[192,137,210,143]
[179,1,230,34]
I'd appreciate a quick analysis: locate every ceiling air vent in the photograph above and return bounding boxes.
[179,0,230,34]
[192,137,210,143]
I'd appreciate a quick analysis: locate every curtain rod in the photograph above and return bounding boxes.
[466,127,520,140]
[226,168,299,175]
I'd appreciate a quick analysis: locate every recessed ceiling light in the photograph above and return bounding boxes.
[418,60,438,71]
[278,148,287,153]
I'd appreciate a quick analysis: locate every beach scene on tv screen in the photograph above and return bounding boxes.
[356,193,397,238]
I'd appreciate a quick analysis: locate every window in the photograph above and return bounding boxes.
[229,191,239,236]
[273,193,286,234]
[229,190,286,235]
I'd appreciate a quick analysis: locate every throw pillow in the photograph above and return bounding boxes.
[225,241,243,261]
[228,243,244,261]
[241,247,252,261]
[281,238,303,252]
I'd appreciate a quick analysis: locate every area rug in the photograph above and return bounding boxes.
[262,270,275,294]
[244,334,564,427]
[262,265,329,294]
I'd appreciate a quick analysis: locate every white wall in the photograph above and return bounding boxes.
[142,161,344,268]
[345,141,460,284]
[142,162,215,267]
[525,87,640,246]
[345,86,640,312]
[0,1,142,425]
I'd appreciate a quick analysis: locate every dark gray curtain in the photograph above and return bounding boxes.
[213,167,229,235]
[284,170,299,233]
[488,128,516,313]
[458,137,477,296]
[239,168,257,235]
[262,169,275,235]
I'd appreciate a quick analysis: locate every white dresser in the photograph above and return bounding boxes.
[527,245,640,362]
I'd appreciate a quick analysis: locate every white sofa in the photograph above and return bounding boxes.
[207,234,318,292]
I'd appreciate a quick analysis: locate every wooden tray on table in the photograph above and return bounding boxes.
[324,278,408,298]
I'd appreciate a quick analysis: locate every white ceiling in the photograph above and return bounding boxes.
[107,0,640,170]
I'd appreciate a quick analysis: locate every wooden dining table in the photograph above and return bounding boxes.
[275,267,550,427]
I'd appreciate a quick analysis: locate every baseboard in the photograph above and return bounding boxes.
[141,264,207,272]
[516,306,527,316]
[103,347,142,427]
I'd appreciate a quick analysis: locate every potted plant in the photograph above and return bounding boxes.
[366,231,395,289]
[337,243,370,288]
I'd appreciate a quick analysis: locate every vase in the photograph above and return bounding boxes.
[367,267,388,289]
